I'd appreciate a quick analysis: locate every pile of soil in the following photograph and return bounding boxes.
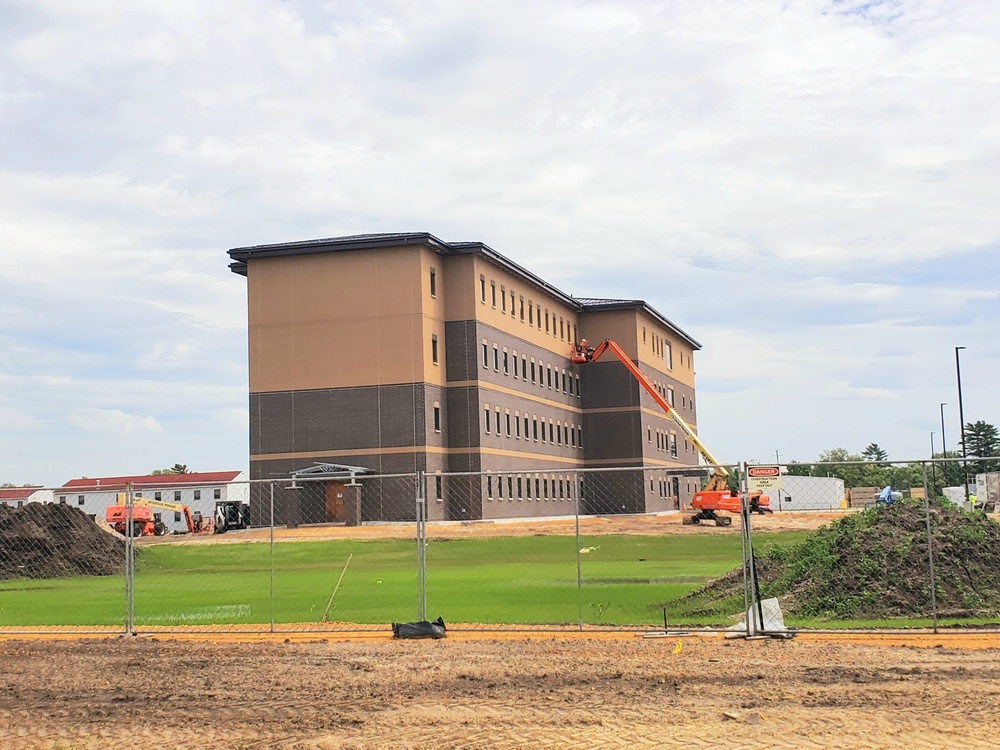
[683,500,1000,620]
[0,503,126,579]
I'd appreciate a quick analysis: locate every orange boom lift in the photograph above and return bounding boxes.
[570,339,771,526]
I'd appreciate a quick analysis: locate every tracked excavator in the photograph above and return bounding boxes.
[570,339,771,526]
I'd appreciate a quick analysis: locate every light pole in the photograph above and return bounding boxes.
[956,346,969,504]
[930,431,937,495]
[939,403,948,486]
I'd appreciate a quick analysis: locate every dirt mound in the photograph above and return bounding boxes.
[682,500,1000,620]
[0,503,126,579]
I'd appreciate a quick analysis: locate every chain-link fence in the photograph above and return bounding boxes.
[2,457,999,635]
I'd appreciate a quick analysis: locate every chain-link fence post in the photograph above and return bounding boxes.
[269,482,275,634]
[739,463,762,637]
[573,470,583,631]
[416,471,427,622]
[124,482,135,636]
[921,462,939,633]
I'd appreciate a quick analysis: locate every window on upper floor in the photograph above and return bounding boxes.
[432,334,439,365]
[480,274,486,303]
[429,267,437,297]
[433,404,441,432]
[490,280,496,308]
[501,285,506,312]
[665,342,673,370]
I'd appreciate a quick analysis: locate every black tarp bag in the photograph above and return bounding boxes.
[391,616,446,639]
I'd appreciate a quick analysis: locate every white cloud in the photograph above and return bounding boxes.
[67,409,164,434]
[1,0,999,481]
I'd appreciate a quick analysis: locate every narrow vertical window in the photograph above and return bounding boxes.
[493,344,499,371]
[503,350,509,375]
[505,411,511,437]
[429,267,437,297]
[533,417,538,441]
[495,407,501,435]
[519,295,525,321]
[545,311,550,332]
[515,412,521,438]
[480,274,486,302]
[435,475,443,501]
[490,280,496,307]
[501,285,506,312]
[482,340,489,368]
[511,290,516,316]
[431,334,439,365]
[665,342,673,370]
[484,405,491,433]
[528,302,533,325]
[433,404,441,432]
[522,354,528,380]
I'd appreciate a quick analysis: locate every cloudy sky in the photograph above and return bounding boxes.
[2,0,998,486]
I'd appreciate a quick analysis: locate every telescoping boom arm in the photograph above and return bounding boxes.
[571,339,729,491]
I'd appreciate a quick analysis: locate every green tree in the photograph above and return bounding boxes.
[813,448,867,488]
[861,443,888,462]
[151,464,190,475]
[962,421,1000,473]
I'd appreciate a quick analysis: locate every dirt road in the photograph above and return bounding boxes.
[2,635,999,749]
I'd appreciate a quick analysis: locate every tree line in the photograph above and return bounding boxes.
[784,421,999,493]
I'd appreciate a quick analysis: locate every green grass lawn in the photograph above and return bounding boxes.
[0,530,889,630]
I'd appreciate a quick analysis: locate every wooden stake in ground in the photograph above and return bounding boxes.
[322,553,354,622]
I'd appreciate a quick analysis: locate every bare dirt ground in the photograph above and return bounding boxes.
[2,634,1000,749]
[141,511,848,546]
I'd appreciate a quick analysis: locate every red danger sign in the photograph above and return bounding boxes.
[748,466,780,478]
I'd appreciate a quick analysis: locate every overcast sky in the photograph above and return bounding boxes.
[2,0,998,486]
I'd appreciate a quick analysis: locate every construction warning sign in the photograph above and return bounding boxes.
[747,465,781,492]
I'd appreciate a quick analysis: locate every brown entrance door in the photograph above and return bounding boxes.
[325,482,347,522]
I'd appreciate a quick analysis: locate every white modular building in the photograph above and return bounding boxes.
[773,475,846,511]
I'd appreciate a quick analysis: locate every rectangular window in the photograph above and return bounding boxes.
[547,366,552,388]
[505,411,511,437]
[535,478,541,497]
[493,345,499,371]
[487,475,493,499]
[515,412,521,438]
[570,425,576,448]
[435,475,443,501]
[432,334,439,365]
[526,477,531,498]
[508,477,514,498]
[575,375,581,397]
[643,326,647,343]
[578,426,582,447]
[501,285,506,312]
[480,274,486,302]
[573,324,577,343]
[667,387,675,407]
[484,406,491,433]
[77,495,84,505]
[521,355,528,380]
[503,350,509,375]
[154,491,162,501]
[533,417,539,441]
[528,302,533,325]
[523,416,529,438]
[568,376,574,396]
[482,341,489,368]
[517,477,522,498]
[549,422,554,443]
[665,342,673,370]
[174,491,181,502]
[433,404,441,432]
[194,490,201,500]
[429,267,437,297]
[490,280,496,307]
[543,479,549,498]
[545,310,550,332]
[497,475,503,499]
[174,511,182,522]
[530,360,536,384]
[59,496,66,504]
[670,434,678,458]
[559,318,564,339]
[214,488,221,500]
[495,407,501,435]
[519,296,525,321]
[511,290,516,316]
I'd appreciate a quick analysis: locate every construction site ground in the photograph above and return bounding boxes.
[2,632,1000,749]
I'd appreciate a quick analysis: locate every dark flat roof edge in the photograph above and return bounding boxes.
[226,232,700,349]
[227,232,451,264]
[577,300,702,350]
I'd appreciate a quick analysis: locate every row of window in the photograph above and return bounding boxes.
[651,428,680,458]
[479,274,579,344]
[482,402,584,449]
[485,474,577,501]
[56,488,224,504]
[482,339,581,398]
